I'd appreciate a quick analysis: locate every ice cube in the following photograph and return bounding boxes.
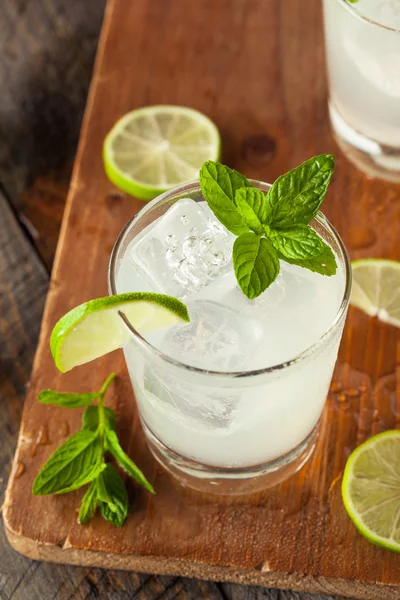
[196,260,340,371]
[142,366,239,430]
[159,299,264,371]
[129,199,234,297]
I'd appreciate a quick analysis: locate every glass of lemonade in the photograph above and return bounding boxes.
[109,181,351,494]
[323,0,400,182]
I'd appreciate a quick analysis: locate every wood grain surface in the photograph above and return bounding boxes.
[0,1,344,598]
[0,0,106,270]
[3,0,400,598]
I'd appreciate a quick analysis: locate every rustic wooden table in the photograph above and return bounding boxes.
[0,1,354,598]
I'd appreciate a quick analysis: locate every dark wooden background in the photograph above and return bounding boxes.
[0,1,349,598]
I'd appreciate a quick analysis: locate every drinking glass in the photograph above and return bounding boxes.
[323,0,400,181]
[109,181,351,494]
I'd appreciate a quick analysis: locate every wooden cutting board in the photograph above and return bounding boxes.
[4,0,400,597]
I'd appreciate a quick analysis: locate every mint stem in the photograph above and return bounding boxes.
[99,372,117,396]
[97,373,117,456]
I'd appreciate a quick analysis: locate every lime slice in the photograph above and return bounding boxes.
[103,105,221,200]
[50,293,189,373]
[342,431,400,552]
[351,259,400,327]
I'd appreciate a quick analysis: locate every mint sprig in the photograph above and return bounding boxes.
[32,373,154,527]
[200,155,337,299]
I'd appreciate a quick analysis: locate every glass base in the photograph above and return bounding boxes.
[143,421,320,496]
[329,102,400,183]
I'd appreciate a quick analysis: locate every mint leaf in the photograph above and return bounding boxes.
[97,464,128,527]
[200,161,251,235]
[271,225,326,261]
[106,430,155,494]
[78,481,98,524]
[96,466,118,510]
[234,187,272,235]
[280,243,337,276]
[32,429,103,495]
[267,154,334,229]
[233,233,280,299]
[39,390,99,408]
[83,405,116,431]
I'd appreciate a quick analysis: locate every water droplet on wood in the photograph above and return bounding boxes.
[59,421,70,437]
[15,462,25,478]
[37,425,49,445]
[31,425,50,456]
[330,381,342,393]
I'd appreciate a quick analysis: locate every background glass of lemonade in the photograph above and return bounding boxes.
[323,0,400,182]
[109,181,351,494]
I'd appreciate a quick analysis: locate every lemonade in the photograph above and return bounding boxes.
[109,178,350,491]
[323,0,400,180]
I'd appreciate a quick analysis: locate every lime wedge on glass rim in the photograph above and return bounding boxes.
[103,105,221,200]
[342,431,400,552]
[50,293,189,373]
[350,259,400,327]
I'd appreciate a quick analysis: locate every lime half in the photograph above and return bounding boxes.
[103,105,220,200]
[351,259,400,327]
[51,293,189,372]
[342,431,400,552]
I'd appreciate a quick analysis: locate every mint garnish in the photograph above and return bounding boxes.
[33,373,154,527]
[32,429,105,495]
[200,154,337,299]
[106,429,154,493]
[38,389,100,408]
[233,233,280,300]
[97,464,129,527]
[198,161,251,235]
[267,154,334,229]
[235,187,271,234]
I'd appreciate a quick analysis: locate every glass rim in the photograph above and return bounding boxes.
[108,179,352,379]
[336,0,400,34]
